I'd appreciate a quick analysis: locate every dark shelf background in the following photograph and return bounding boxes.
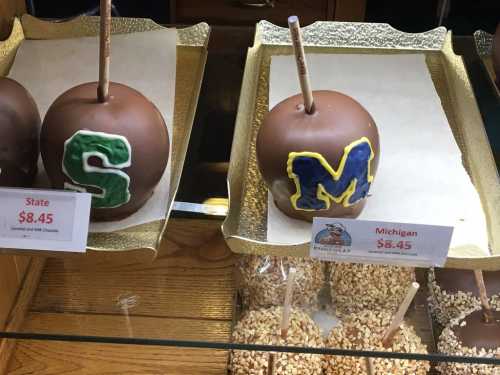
[30,0,499,35]
[366,0,499,34]
[29,0,170,23]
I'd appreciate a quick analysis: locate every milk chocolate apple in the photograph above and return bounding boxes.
[437,271,500,374]
[0,77,40,187]
[438,310,500,375]
[429,268,500,325]
[40,0,169,221]
[41,82,169,221]
[256,16,379,222]
[257,91,379,222]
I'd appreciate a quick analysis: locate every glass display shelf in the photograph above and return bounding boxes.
[1,234,500,374]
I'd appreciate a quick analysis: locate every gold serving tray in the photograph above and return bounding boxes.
[222,21,500,270]
[0,15,209,261]
[473,30,499,95]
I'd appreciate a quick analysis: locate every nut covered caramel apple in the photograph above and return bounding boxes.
[230,307,324,374]
[238,255,325,310]
[256,90,380,221]
[41,82,169,221]
[0,77,40,187]
[329,262,415,317]
[324,310,429,375]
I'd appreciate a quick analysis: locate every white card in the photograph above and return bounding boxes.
[310,217,453,267]
[0,188,91,252]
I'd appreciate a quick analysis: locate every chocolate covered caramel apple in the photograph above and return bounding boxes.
[0,77,40,187]
[41,82,169,221]
[437,270,500,374]
[493,23,499,87]
[437,310,500,374]
[428,268,500,326]
[40,0,169,221]
[256,16,379,222]
[257,91,380,221]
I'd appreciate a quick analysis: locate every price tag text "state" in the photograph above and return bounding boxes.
[0,188,91,252]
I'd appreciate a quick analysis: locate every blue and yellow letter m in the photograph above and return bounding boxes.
[287,137,375,211]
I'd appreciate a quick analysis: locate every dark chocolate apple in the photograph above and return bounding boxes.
[41,82,169,221]
[438,309,500,374]
[493,23,500,87]
[452,310,500,351]
[256,90,379,221]
[0,77,40,188]
[435,268,500,295]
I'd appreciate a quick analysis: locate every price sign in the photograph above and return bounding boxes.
[0,188,91,252]
[310,217,453,267]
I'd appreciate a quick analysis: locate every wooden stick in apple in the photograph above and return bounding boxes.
[287,16,315,114]
[267,354,275,375]
[281,267,297,339]
[473,270,494,323]
[265,267,297,375]
[382,282,420,347]
[365,357,375,375]
[98,0,111,102]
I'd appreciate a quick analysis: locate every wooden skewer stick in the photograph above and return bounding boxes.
[474,270,494,323]
[288,16,315,114]
[267,353,275,375]
[365,357,375,375]
[266,268,297,375]
[98,0,111,102]
[382,282,420,347]
[281,267,297,339]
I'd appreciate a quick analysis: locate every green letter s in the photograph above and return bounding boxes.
[62,130,132,208]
